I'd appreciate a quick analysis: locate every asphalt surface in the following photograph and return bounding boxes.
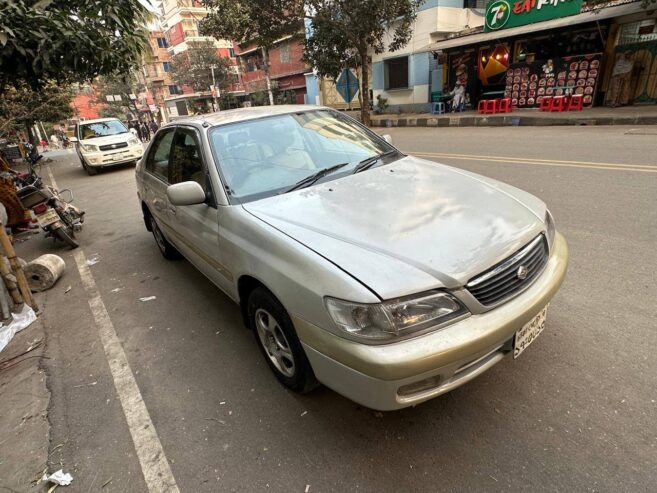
[21,126,657,492]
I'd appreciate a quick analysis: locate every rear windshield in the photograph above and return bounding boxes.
[79,120,128,139]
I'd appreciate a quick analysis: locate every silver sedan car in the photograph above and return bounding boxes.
[135,105,568,411]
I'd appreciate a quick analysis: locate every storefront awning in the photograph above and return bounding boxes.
[421,1,645,52]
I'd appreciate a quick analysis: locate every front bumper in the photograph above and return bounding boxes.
[293,231,569,411]
[82,145,143,167]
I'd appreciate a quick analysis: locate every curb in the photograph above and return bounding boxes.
[371,114,657,128]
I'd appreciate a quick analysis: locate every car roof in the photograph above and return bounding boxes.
[79,118,123,125]
[163,105,331,129]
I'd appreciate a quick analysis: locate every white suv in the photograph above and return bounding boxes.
[72,118,144,175]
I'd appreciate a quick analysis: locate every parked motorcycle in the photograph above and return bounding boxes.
[16,166,85,249]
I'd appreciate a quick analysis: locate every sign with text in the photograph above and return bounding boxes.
[485,0,582,32]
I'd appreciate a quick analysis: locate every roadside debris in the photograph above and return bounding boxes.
[139,296,156,302]
[0,304,37,354]
[111,287,122,293]
[300,411,308,417]
[64,285,71,293]
[86,253,101,266]
[25,254,65,292]
[42,469,73,486]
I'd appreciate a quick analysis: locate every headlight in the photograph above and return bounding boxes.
[545,209,556,250]
[128,136,141,146]
[325,291,468,343]
[80,143,98,153]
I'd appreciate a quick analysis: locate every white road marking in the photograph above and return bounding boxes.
[410,152,657,173]
[46,163,59,190]
[73,249,180,493]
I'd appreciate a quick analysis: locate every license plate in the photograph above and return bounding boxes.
[36,209,60,227]
[514,304,548,358]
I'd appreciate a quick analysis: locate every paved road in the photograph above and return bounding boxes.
[23,126,657,492]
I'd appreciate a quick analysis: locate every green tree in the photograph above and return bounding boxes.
[93,74,142,121]
[0,82,74,138]
[304,0,422,126]
[168,40,232,93]
[0,0,153,89]
[200,0,303,105]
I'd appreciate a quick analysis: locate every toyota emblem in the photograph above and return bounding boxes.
[517,265,529,280]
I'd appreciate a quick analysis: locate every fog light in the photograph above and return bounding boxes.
[397,375,442,398]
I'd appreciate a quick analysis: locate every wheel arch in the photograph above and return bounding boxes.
[237,275,271,329]
[141,201,153,232]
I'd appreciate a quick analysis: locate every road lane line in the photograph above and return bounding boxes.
[46,163,59,189]
[411,152,657,173]
[405,151,657,169]
[73,249,180,493]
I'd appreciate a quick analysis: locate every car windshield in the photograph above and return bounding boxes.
[80,120,128,139]
[208,110,397,202]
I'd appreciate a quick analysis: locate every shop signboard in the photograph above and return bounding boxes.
[484,0,583,32]
[504,53,602,108]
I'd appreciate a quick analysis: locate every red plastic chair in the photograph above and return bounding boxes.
[549,96,567,112]
[496,98,512,113]
[539,96,552,112]
[477,100,486,113]
[567,94,584,111]
[483,99,497,114]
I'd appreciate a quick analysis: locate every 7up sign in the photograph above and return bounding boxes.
[484,0,582,32]
[485,0,511,31]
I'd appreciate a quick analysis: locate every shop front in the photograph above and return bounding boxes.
[604,14,657,106]
[426,0,648,109]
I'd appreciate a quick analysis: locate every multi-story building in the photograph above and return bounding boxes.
[234,35,309,104]
[137,29,174,122]
[160,0,244,117]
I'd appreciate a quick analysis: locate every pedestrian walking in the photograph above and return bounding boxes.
[140,122,150,142]
[149,120,159,135]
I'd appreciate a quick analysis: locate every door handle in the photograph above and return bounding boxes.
[153,198,164,211]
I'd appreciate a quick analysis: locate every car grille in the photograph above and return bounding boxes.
[99,142,128,151]
[467,234,549,306]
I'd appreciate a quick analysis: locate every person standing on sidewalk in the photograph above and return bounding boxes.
[608,51,635,107]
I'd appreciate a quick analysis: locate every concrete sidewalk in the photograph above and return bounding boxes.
[369,105,657,127]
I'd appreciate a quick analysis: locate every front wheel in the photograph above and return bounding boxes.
[53,227,79,249]
[248,287,318,393]
[80,158,99,176]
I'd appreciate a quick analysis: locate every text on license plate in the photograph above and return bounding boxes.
[36,209,59,227]
[514,304,549,359]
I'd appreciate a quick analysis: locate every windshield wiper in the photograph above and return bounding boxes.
[283,162,349,193]
[352,150,397,174]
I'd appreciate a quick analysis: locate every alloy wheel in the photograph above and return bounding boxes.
[254,308,296,378]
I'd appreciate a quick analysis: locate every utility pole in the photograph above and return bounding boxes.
[210,65,219,111]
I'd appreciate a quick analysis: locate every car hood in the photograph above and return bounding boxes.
[243,156,547,300]
[79,133,133,146]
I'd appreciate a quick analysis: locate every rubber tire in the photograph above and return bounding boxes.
[149,214,181,260]
[53,227,79,249]
[247,287,318,393]
[81,158,99,176]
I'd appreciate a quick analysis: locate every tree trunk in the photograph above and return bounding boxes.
[261,47,275,106]
[358,47,371,127]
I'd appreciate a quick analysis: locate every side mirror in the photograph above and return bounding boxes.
[69,137,79,143]
[167,181,206,206]
[382,134,393,144]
